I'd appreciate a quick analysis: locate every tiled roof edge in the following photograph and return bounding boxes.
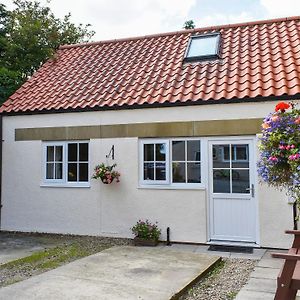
[2,94,300,116]
[59,16,300,50]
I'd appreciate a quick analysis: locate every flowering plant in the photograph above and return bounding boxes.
[92,163,120,184]
[258,101,300,210]
[131,219,161,240]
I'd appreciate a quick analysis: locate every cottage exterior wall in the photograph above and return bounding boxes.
[1,101,294,248]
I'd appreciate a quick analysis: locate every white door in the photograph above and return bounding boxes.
[208,139,257,244]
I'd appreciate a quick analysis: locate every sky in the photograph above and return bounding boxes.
[2,0,300,41]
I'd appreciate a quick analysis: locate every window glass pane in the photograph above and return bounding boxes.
[156,144,166,161]
[213,169,230,193]
[55,163,63,179]
[46,163,54,179]
[47,146,54,162]
[187,140,200,161]
[187,35,218,57]
[79,163,88,182]
[144,163,154,180]
[213,145,230,168]
[155,163,166,180]
[68,163,77,181]
[187,162,201,183]
[68,143,77,162]
[232,170,250,194]
[144,144,154,161]
[79,143,88,161]
[172,162,185,183]
[172,141,185,161]
[55,146,63,162]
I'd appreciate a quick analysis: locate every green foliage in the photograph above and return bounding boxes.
[0,0,95,105]
[183,20,195,30]
[0,67,22,103]
[131,219,161,240]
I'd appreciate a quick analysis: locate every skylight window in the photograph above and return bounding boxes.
[185,33,220,61]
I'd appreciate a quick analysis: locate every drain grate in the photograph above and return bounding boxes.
[208,245,253,254]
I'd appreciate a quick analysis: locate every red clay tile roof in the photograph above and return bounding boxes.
[1,16,300,114]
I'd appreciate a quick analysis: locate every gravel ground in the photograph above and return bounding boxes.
[180,258,257,300]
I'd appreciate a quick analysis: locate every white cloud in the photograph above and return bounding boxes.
[196,12,255,28]
[1,0,196,40]
[48,0,197,40]
[260,0,300,17]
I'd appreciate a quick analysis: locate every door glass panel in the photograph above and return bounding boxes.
[213,169,230,193]
[144,163,154,180]
[187,140,200,161]
[172,141,185,161]
[213,145,230,168]
[187,162,201,183]
[156,144,166,161]
[144,144,154,161]
[172,162,185,183]
[155,163,166,180]
[232,169,250,193]
[232,144,249,168]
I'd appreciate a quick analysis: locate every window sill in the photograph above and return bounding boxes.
[138,184,206,190]
[40,183,91,188]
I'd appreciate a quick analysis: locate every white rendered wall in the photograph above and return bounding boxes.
[1,101,296,248]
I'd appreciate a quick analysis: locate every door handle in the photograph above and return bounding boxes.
[246,184,255,197]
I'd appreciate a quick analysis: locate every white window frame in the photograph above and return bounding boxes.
[171,138,202,188]
[139,139,170,185]
[42,141,90,188]
[185,33,221,62]
[139,138,204,189]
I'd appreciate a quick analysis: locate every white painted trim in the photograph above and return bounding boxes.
[206,136,259,245]
[41,140,90,187]
[139,139,170,185]
[138,137,205,189]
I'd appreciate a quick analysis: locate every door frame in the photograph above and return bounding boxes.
[206,136,260,246]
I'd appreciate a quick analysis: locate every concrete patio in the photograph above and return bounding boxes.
[0,246,220,300]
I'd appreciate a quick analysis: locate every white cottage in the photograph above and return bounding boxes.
[1,17,300,249]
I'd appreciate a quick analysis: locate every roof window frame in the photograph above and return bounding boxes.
[184,33,221,62]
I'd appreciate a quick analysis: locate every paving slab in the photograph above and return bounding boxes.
[0,246,220,300]
[250,266,280,279]
[235,290,276,300]
[243,277,277,293]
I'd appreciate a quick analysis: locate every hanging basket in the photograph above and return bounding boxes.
[101,177,114,184]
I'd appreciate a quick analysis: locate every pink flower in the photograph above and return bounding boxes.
[262,122,270,129]
[271,115,280,122]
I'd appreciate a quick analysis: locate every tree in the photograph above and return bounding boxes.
[183,20,195,30]
[0,4,9,61]
[0,0,95,104]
